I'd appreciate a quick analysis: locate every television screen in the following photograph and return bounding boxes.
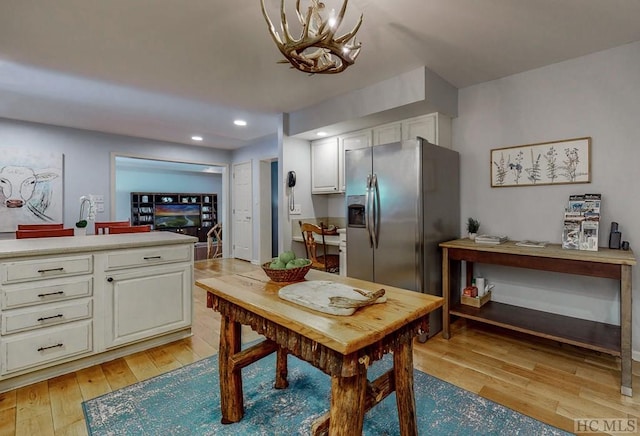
[154,204,201,228]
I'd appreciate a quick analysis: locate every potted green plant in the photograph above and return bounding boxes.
[466,217,480,240]
[75,196,92,236]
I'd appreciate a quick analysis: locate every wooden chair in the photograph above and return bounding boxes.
[299,221,340,273]
[108,225,152,234]
[17,223,64,230]
[16,228,74,239]
[95,220,130,235]
[207,223,222,259]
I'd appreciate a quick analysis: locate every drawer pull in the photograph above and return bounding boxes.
[143,256,162,260]
[37,314,64,322]
[37,291,65,298]
[37,267,65,274]
[38,291,64,298]
[37,343,63,352]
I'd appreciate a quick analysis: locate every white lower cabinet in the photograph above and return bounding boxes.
[0,233,195,392]
[104,263,192,348]
[1,320,92,375]
[338,231,347,277]
[1,298,92,335]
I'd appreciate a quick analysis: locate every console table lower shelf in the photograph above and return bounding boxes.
[439,238,635,397]
[450,301,620,355]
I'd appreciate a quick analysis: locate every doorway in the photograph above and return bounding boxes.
[232,161,252,261]
[271,160,278,257]
[112,154,228,254]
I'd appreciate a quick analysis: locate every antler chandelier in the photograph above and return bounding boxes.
[260,0,363,74]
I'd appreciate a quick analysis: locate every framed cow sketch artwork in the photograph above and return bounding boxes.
[0,149,64,232]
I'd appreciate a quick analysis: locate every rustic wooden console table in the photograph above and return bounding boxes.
[439,238,636,396]
[197,268,443,435]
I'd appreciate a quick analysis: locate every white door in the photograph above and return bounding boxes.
[232,161,252,261]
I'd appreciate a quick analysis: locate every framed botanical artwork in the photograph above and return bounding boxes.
[491,137,591,187]
[0,149,64,232]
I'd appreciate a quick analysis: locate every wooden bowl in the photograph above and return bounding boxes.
[262,261,311,282]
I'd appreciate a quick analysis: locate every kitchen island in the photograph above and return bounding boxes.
[197,266,442,435]
[0,231,197,393]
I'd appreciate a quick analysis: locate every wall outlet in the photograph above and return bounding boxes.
[290,204,302,215]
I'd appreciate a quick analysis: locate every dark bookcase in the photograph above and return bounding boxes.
[130,192,217,242]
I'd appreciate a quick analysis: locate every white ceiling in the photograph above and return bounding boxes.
[2,0,640,149]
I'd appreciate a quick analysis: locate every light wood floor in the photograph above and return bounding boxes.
[0,258,638,435]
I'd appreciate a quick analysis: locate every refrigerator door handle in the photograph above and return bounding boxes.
[365,174,374,247]
[372,173,380,249]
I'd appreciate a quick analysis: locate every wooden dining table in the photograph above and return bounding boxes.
[196,266,443,435]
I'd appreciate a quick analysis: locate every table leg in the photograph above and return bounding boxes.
[465,261,474,287]
[442,248,451,339]
[275,347,289,389]
[620,264,633,396]
[394,339,418,436]
[219,315,243,424]
[328,363,367,435]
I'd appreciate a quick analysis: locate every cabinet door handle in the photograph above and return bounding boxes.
[37,267,65,274]
[107,277,114,282]
[37,343,63,352]
[37,290,64,298]
[37,314,64,322]
[143,256,162,260]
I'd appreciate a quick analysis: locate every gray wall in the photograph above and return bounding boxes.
[455,40,640,356]
[0,118,231,238]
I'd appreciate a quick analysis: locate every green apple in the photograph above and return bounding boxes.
[270,260,286,269]
[279,251,296,263]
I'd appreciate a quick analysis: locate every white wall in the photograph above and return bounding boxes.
[455,41,640,355]
[280,135,315,259]
[0,118,231,238]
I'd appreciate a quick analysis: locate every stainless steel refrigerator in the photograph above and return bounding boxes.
[346,138,460,338]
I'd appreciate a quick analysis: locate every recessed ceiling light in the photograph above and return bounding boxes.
[316,131,328,137]
[191,135,203,141]
[234,120,247,126]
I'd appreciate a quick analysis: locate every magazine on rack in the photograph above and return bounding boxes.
[562,193,600,251]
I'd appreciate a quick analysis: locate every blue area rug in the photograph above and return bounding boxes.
[83,349,570,435]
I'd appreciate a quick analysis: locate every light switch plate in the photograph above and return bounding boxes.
[290,204,301,215]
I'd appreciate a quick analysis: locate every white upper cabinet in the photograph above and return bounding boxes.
[339,129,371,192]
[401,113,452,148]
[311,137,341,194]
[310,112,452,194]
[372,122,402,146]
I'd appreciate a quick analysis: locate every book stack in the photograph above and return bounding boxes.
[515,240,548,248]
[562,193,600,251]
[474,235,508,245]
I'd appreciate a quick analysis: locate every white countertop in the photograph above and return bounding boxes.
[0,231,198,259]
[292,229,345,247]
